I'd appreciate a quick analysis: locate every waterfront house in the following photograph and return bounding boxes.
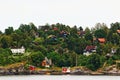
[62,67,70,73]
[11,46,25,54]
[29,65,35,71]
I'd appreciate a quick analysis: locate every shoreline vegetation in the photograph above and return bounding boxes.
[0,22,120,75]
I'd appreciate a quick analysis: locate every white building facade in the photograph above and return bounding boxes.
[11,47,25,54]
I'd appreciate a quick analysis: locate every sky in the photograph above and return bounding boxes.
[0,0,120,32]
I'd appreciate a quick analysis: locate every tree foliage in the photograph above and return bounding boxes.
[86,54,101,71]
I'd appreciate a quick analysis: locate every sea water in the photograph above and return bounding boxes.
[0,75,120,80]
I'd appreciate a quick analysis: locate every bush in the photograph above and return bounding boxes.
[86,54,101,71]
[30,51,44,67]
[107,58,115,65]
[78,55,87,66]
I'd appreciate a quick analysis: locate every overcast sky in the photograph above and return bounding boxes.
[0,0,120,32]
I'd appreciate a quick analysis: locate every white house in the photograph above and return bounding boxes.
[11,46,25,54]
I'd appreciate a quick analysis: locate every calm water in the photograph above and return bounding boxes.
[0,75,120,80]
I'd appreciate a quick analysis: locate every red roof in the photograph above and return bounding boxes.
[53,27,58,31]
[85,45,96,51]
[29,65,35,71]
[117,30,120,33]
[62,67,67,72]
[98,38,106,43]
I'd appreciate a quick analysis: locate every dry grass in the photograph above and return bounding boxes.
[1,61,26,70]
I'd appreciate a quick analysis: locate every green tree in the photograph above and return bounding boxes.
[110,22,120,33]
[1,35,12,48]
[70,26,78,38]
[40,23,51,31]
[29,22,37,32]
[11,33,21,47]
[79,26,83,31]
[107,30,112,42]
[59,52,76,67]
[86,54,101,71]
[0,31,2,34]
[30,51,44,67]
[94,29,106,38]
[34,37,44,45]
[107,58,114,65]
[0,48,12,66]
[78,55,87,66]
[116,47,120,55]
[111,33,120,44]
[84,32,93,41]
[47,51,61,66]
[85,27,90,33]
[5,27,14,35]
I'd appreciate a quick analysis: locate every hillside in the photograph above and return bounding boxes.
[0,22,120,71]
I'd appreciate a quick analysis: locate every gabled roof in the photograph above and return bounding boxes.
[85,45,96,51]
[98,38,106,43]
[53,27,58,31]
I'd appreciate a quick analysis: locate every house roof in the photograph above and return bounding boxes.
[117,30,120,33]
[85,45,96,51]
[77,31,85,35]
[53,27,58,31]
[98,38,106,43]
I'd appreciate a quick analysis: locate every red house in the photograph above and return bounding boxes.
[62,67,70,73]
[29,65,35,71]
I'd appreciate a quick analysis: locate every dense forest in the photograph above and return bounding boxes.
[0,22,120,71]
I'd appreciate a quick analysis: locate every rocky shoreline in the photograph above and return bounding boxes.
[1,69,120,76]
[1,62,120,76]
